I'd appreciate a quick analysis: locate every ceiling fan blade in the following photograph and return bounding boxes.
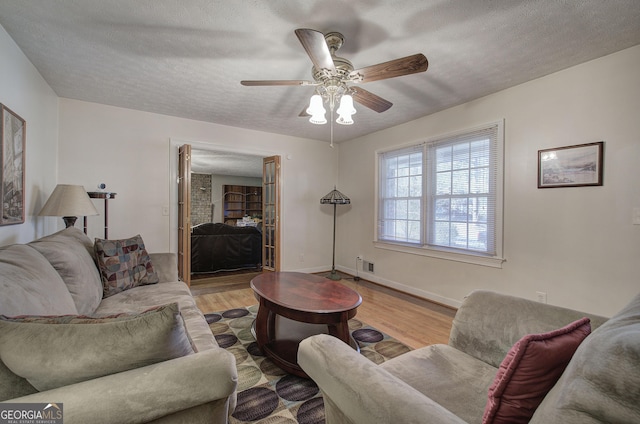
[241,80,312,86]
[298,106,310,117]
[350,53,428,83]
[352,87,393,113]
[295,28,336,72]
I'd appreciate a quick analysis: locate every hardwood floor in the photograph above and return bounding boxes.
[192,272,456,349]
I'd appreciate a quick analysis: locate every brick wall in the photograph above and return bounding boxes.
[191,173,212,226]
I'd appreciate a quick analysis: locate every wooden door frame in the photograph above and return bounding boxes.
[262,155,281,271]
[177,144,191,285]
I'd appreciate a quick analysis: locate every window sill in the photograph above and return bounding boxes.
[374,241,506,268]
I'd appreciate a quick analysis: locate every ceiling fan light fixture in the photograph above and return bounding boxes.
[310,114,327,125]
[241,29,428,137]
[307,94,327,124]
[336,94,356,125]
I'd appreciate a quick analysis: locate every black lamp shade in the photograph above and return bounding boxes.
[320,187,351,205]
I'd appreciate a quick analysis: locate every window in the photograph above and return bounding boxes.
[379,146,424,243]
[377,122,504,265]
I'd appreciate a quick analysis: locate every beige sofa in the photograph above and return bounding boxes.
[299,289,640,423]
[0,227,237,424]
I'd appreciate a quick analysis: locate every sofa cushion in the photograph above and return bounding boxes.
[482,317,591,424]
[0,359,37,402]
[0,244,78,317]
[94,234,159,298]
[0,303,194,391]
[381,344,498,423]
[530,292,640,424]
[29,227,103,315]
[95,281,218,352]
[149,252,179,283]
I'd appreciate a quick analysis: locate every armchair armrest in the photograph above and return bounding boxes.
[149,253,179,283]
[8,349,237,424]
[298,334,466,424]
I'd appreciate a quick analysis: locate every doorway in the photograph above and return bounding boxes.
[170,140,281,285]
[190,149,263,282]
[190,150,263,225]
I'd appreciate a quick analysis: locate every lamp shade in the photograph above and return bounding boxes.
[320,187,351,205]
[39,184,99,217]
[306,94,327,125]
[336,94,356,125]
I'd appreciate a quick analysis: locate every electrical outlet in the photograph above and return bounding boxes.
[536,291,547,304]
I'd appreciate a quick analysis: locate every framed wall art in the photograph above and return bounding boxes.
[538,141,604,188]
[0,104,26,225]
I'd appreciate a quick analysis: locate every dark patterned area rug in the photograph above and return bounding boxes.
[205,305,412,424]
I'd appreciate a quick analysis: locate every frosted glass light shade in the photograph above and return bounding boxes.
[306,94,327,125]
[336,94,356,125]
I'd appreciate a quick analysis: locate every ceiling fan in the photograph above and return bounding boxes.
[241,28,428,131]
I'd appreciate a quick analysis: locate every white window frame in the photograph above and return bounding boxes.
[375,121,505,268]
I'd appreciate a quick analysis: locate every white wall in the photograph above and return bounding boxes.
[57,99,338,272]
[0,26,59,245]
[337,45,640,317]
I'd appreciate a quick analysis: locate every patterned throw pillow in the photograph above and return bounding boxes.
[0,303,194,391]
[94,234,159,298]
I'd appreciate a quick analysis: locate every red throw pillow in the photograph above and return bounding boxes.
[482,317,591,424]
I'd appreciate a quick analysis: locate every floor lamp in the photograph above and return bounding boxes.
[320,186,351,281]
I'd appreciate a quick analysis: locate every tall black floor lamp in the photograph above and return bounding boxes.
[320,186,351,281]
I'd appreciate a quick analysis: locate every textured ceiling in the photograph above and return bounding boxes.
[1,0,640,150]
[191,149,263,177]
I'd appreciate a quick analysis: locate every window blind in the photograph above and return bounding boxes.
[426,123,499,254]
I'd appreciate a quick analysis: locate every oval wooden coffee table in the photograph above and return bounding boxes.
[251,271,362,378]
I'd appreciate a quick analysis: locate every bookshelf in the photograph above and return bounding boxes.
[223,185,262,225]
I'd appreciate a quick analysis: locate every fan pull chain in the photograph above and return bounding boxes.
[330,108,334,148]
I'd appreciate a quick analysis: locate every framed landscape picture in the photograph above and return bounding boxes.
[538,142,604,188]
[0,104,26,225]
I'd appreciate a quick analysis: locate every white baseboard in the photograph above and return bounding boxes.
[288,265,333,274]
[336,265,462,309]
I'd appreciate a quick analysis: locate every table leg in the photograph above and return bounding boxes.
[328,312,351,345]
[266,310,276,341]
[254,300,276,352]
[254,303,268,351]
